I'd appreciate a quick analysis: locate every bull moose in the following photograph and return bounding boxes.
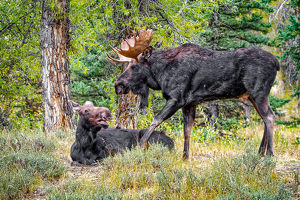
[107,30,279,159]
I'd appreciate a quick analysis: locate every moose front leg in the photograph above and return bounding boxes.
[140,99,182,148]
[182,105,196,160]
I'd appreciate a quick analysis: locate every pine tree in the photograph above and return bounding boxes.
[70,47,116,109]
[201,0,274,50]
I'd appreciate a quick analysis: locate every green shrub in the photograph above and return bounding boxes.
[70,47,118,109]
[0,168,33,199]
[276,116,300,128]
[269,95,291,115]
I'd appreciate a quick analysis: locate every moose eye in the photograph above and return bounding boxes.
[131,65,137,71]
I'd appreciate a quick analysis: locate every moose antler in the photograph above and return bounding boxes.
[107,29,154,63]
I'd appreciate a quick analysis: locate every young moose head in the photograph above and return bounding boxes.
[70,101,112,130]
[107,29,154,108]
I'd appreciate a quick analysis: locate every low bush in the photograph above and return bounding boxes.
[203,146,292,199]
[0,131,66,199]
[47,179,122,200]
[75,144,291,199]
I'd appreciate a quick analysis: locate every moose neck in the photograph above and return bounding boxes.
[75,117,98,148]
[143,61,161,90]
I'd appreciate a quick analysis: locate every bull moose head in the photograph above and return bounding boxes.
[106,29,154,109]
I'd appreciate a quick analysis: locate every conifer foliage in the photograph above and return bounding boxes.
[277,0,299,107]
[201,0,274,50]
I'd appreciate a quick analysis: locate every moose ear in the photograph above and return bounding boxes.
[141,46,154,61]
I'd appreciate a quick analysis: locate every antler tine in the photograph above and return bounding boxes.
[110,45,120,55]
[107,45,132,63]
[106,53,129,63]
[133,32,137,43]
[123,32,136,51]
[124,39,132,50]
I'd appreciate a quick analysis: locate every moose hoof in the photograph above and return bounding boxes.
[182,153,189,160]
[266,150,274,157]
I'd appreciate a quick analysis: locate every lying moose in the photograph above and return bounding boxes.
[70,101,174,166]
[107,29,279,159]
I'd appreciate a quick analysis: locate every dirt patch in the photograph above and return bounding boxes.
[68,162,105,182]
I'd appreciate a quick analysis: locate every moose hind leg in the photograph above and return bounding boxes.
[265,104,275,155]
[249,96,275,156]
[182,105,196,160]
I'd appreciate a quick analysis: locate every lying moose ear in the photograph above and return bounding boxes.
[69,100,81,112]
[83,101,94,107]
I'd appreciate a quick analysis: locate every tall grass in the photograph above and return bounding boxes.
[204,147,292,199]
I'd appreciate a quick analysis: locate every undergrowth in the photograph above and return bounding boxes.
[46,143,294,200]
[0,130,66,199]
[47,179,122,200]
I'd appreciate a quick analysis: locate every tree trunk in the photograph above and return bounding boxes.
[115,64,140,129]
[241,99,252,122]
[41,0,74,133]
[208,101,219,128]
[115,92,141,129]
[208,9,219,129]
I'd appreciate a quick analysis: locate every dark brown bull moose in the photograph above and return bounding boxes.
[107,29,279,159]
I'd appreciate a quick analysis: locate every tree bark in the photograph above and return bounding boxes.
[241,99,252,122]
[208,9,219,129]
[208,101,219,129]
[115,92,141,129]
[41,0,74,133]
